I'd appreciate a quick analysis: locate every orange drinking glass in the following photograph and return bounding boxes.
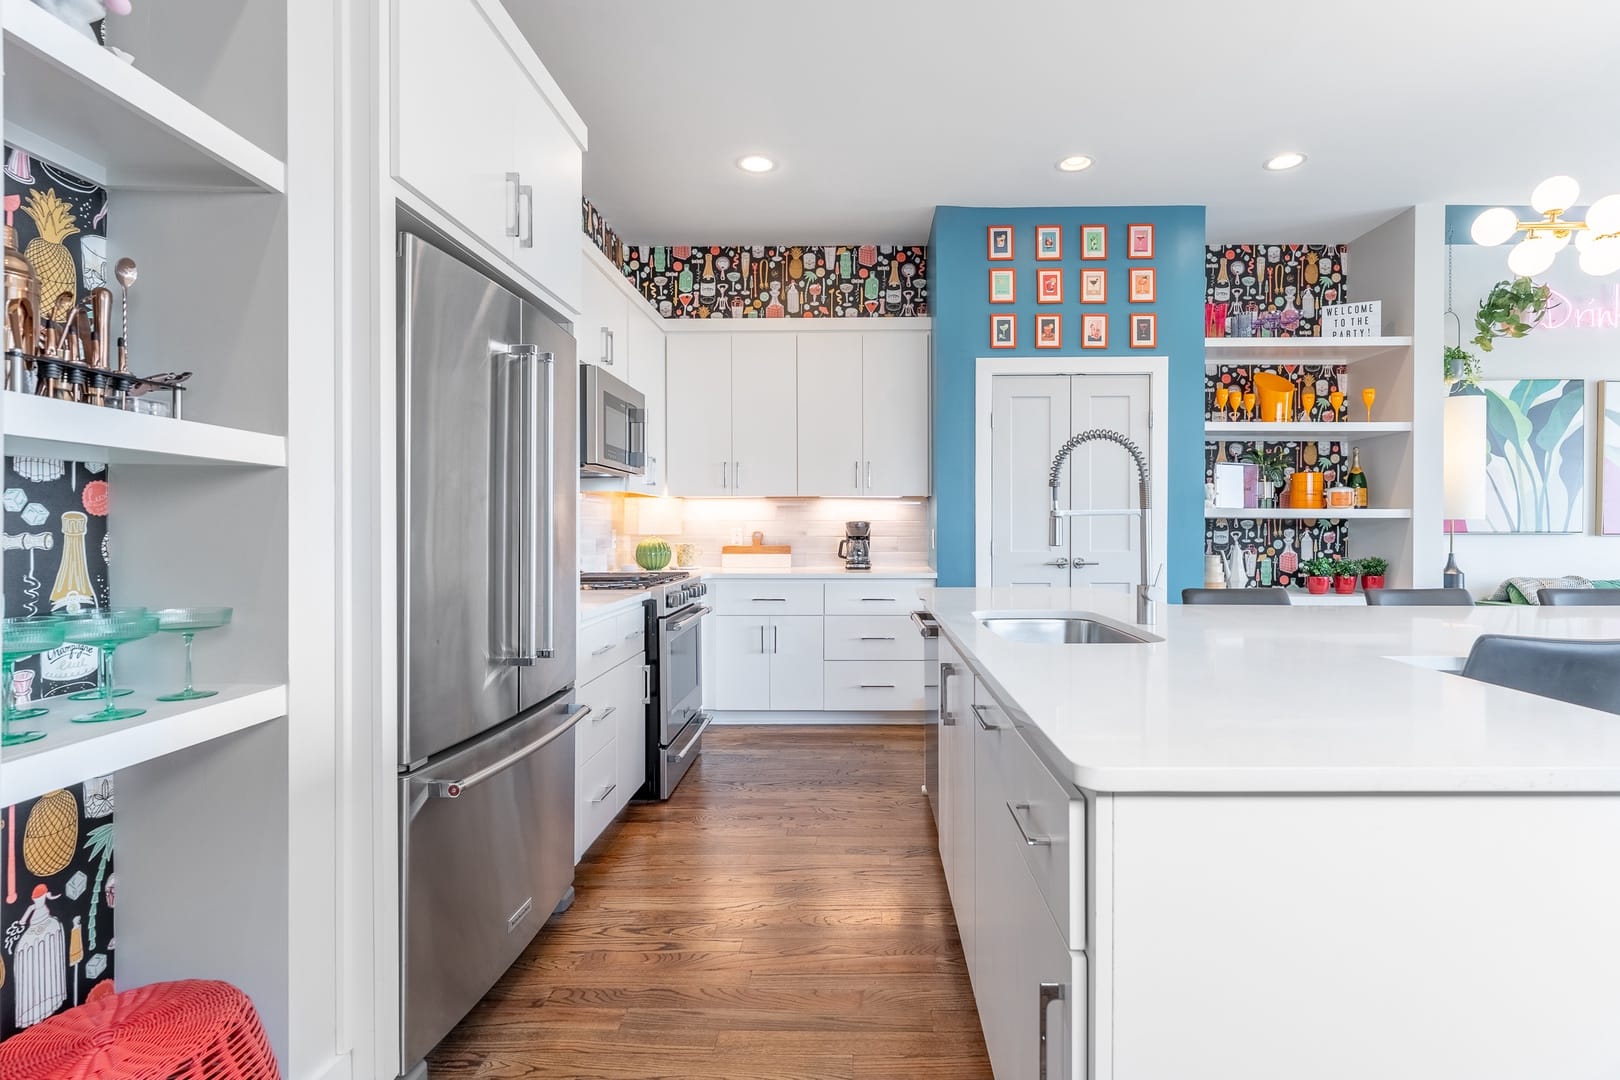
[1242,391,1258,421]
[1362,387,1377,421]
[1329,390,1345,420]
[1214,386,1230,421]
[1300,390,1316,421]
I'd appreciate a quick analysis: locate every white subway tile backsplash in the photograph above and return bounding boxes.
[580,494,931,571]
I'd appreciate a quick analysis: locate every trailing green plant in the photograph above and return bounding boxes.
[1359,556,1389,576]
[1444,345,1482,387]
[1301,556,1337,579]
[1472,276,1555,352]
[1240,446,1291,486]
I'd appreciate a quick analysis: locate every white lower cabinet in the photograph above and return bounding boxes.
[957,673,1086,1079]
[710,614,824,711]
[574,625,650,861]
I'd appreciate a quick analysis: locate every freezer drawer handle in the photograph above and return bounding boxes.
[972,703,1000,731]
[423,704,590,798]
[1007,801,1052,847]
[592,783,617,805]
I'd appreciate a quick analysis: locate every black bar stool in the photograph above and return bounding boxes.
[1365,588,1474,607]
[1181,588,1291,606]
[1461,634,1620,714]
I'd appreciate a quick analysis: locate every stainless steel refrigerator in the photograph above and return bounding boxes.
[396,232,581,1074]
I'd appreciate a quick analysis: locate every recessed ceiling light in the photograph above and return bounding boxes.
[1057,155,1094,173]
[737,154,776,174]
[1264,151,1307,171]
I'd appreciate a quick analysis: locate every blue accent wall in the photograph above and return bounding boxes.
[928,205,1207,594]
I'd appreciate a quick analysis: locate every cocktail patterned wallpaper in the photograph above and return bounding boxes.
[6,147,111,316]
[583,200,928,318]
[0,780,117,1041]
[1205,243,1348,337]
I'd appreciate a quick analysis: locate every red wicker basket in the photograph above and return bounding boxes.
[0,979,280,1080]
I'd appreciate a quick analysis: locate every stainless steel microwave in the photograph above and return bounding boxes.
[580,363,646,477]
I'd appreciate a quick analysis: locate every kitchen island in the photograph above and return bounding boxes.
[920,586,1620,1080]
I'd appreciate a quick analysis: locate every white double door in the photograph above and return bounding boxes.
[991,374,1150,591]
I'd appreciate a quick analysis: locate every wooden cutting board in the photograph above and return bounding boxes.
[721,531,790,555]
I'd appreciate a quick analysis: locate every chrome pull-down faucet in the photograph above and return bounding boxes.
[1048,429,1156,625]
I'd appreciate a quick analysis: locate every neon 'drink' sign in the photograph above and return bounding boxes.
[1541,285,1620,331]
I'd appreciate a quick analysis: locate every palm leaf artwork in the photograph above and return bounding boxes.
[1603,385,1620,536]
[1461,380,1585,533]
[82,822,114,950]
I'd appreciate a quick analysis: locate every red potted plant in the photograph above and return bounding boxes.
[1360,556,1388,591]
[1334,559,1360,595]
[1302,556,1334,596]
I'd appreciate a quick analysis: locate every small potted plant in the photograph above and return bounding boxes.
[1333,559,1360,595]
[1240,446,1290,508]
[1302,556,1335,595]
[1472,277,1555,352]
[1360,556,1389,591]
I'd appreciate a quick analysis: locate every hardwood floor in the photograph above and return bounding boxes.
[427,725,992,1080]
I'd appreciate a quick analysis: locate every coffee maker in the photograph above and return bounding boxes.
[838,521,872,571]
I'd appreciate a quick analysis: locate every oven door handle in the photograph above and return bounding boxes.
[670,712,714,762]
[664,604,711,635]
[420,704,590,798]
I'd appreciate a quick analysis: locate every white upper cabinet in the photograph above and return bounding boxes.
[666,335,734,496]
[861,332,931,497]
[730,334,799,496]
[393,0,584,314]
[796,333,865,496]
[578,254,631,371]
[626,302,667,493]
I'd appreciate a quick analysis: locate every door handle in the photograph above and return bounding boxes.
[592,782,617,805]
[759,625,766,653]
[939,662,956,725]
[860,597,897,603]
[1044,558,1070,568]
[507,344,542,664]
[734,461,742,490]
[1071,557,1100,569]
[909,610,940,638]
[721,461,728,489]
[858,636,896,641]
[590,643,615,657]
[854,460,861,490]
[422,704,590,798]
[751,597,789,603]
[866,461,873,490]
[971,703,999,731]
[1006,802,1052,846]
[773,624,779,654]
[600,327,611,365]
[504,172,521,237]
[1038,982,1066,1080]
[522,347,558,659]
[519,183,535,248]
[860,684,897,690]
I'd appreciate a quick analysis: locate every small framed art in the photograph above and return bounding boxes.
[990,313,1017,349]
[1080,224,1107,260]
[988,225,1014,260]
[1127,223,1154,259]
[989,268,1016,303]
[1130,312,1157,348]
[1081,313,1108,350]
[1129,267,1156,303]
[1036,268,1063,304]
[1080,268,1107,304]
[1035,313,1061,349]
[1035,225,1062,260]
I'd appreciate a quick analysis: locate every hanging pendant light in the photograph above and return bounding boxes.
[1472,175,1620,276]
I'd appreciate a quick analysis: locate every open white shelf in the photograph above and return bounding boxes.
[1206,507,1412,520]
[4,392,286,467]
[2,1,285,191]
[0,682,286,806]
[1205,336,1413,366]
[1206,421,1411,440]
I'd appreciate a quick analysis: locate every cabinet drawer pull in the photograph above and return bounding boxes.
[859,683,897,690]
[939,662,956,726]
[752,597,789,602]
[858,636,897,641]
[592,782,617,805]
[624,630,641,641]
[1038,982,1066,1080]
[860,597,897,603]
[594,706,615,722]
[590,643,615,657]
[1006,801,1051,847]
[971,703,1000,731]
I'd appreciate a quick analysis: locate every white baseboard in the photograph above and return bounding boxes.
[709,710,926,726]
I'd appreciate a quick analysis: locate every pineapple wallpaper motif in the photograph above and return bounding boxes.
[5,148,109,318]
[584,199,928,318]
[0,780,116,1040]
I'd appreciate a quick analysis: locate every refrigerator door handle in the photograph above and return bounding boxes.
[420,704,590,798]
[508,344,541,665]
[534,349,557,658]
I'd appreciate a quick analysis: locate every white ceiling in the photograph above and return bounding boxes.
[506,0,1620,245]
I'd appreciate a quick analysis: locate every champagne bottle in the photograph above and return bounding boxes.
[885,261,903,313]
[1347,447,1369,508]
[700,253,717,302]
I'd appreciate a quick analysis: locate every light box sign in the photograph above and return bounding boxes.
[1321,301,1380,338]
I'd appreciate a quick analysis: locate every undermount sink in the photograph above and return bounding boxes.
[977,612,1158,645]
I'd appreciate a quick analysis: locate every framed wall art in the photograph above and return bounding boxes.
[1035,225,1062,260]
[1130,312,1158,348]
[1035,313,1061,349]
[990,313,1017,349]
[1080,268,1107,304]
[987,225,1014,260]
[1036,267,1063,304]
[1602,381,1620,535]
[1081,313,1108,350]
[1127,223,1155,258]
[1080,224,1107,260]
[989,268,1016,303]
[1129,267,1157,303]
[1462,380,1586,534]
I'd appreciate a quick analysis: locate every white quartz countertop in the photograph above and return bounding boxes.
[922,586,1620,794]
[695,566,936,579]
[579,587,654,621]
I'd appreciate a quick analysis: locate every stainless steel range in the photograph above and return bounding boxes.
[580,570,710,799]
